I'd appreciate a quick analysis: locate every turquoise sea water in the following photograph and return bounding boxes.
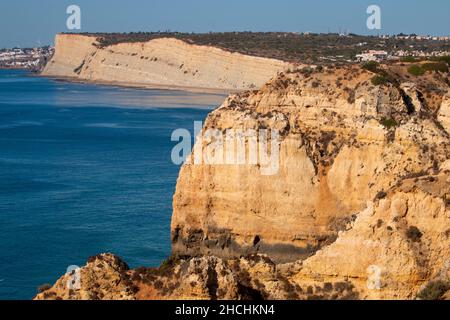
[0,70,222,299]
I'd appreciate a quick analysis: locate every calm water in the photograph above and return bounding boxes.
[0,70,223,299]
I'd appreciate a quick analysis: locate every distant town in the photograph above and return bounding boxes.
[354,33,450,62]
[0,46,54,71]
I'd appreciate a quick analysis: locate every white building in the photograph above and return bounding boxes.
[356,50,389,62]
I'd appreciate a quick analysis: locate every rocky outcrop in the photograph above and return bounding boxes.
[34,168,450,301]
[35,254,135,300]
[42,34,291,91]
[171,65,449,264]
[34,252,359,300]
[293,166,450,299]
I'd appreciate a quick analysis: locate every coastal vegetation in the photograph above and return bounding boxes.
[408,62,449,76]
[63,32,450,64]
[371,74,390,86]
[362,61,396,86]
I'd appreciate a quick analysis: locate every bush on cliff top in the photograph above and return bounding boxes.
[362,61,380,73]
[371,75,390,86]
[429,56,450,65]
[408,62,448,76]
[362,62,396,86]
[422,62,449,73]
[408,65,426,76]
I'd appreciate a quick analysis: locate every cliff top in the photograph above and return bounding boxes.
[60,32,450,64]
[265,62,450,111]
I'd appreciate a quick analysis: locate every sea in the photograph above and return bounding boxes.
[0,69,225,299]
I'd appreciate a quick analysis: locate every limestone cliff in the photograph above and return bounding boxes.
[171,64,449,264]
[35,64,450,300]
[42,34,291,91]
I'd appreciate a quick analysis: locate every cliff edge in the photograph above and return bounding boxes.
[172,64,449,263]
[42,34,291,91]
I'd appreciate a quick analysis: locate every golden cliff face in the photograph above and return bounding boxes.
[294,166,450,299]
[171,65,449,265]
[42,34,291,91]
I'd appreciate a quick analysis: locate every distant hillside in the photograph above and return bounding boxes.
[67,32,450,64]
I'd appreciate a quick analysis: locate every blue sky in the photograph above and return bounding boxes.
[0,0,449,48]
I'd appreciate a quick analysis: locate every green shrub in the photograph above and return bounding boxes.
[407,65,425,76]
[371,75,390,86]
[417,280,449,300]
[408,62,449,76]
[439,56,450,65]
[429,56,450,65]
[379,118,398,129]
[422,62,448,73]
[362,61,380,73]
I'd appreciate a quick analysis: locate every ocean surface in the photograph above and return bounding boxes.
[0,69,224,299]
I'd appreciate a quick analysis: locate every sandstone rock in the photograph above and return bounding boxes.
[34,254,136,300]
[42,34,292,91]
[293,171,449,300]
[171,65,449,264]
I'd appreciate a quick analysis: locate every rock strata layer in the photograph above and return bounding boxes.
[42,34,291,91]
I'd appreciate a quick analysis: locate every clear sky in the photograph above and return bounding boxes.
[0,0,449,48]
